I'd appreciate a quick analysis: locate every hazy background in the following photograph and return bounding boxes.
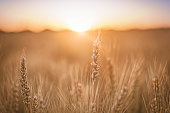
[0,0,170,32]
[0,29,170,78]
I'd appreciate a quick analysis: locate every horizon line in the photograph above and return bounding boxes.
[0,27,170,33]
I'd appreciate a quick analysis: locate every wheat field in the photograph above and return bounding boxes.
[0,30,170,113]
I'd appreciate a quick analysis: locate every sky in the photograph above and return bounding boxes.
[0,0,170,32]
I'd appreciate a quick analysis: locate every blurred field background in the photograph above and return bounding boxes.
[1,29,170,71]
[0,29,170,113]
[1,28,170,65]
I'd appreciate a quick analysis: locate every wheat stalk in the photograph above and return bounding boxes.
[90,31,102,113]
[91,31,101,83]
[107,58,116,97]
[19,55,31,112]
[12,81,20,113]
[32,95,38,113]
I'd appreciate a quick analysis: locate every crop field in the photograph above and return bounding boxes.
[0,29,170,113]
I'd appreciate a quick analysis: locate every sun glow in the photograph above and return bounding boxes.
[68,22,91,32]
[65,16,93,32]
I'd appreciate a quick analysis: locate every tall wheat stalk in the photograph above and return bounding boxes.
[19,55,31,113]
[90,31,102,113]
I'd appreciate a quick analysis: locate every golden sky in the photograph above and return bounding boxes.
[0,0,170,32]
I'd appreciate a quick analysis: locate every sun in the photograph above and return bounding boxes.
[65,16,93,32]
[68,22,91,32]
